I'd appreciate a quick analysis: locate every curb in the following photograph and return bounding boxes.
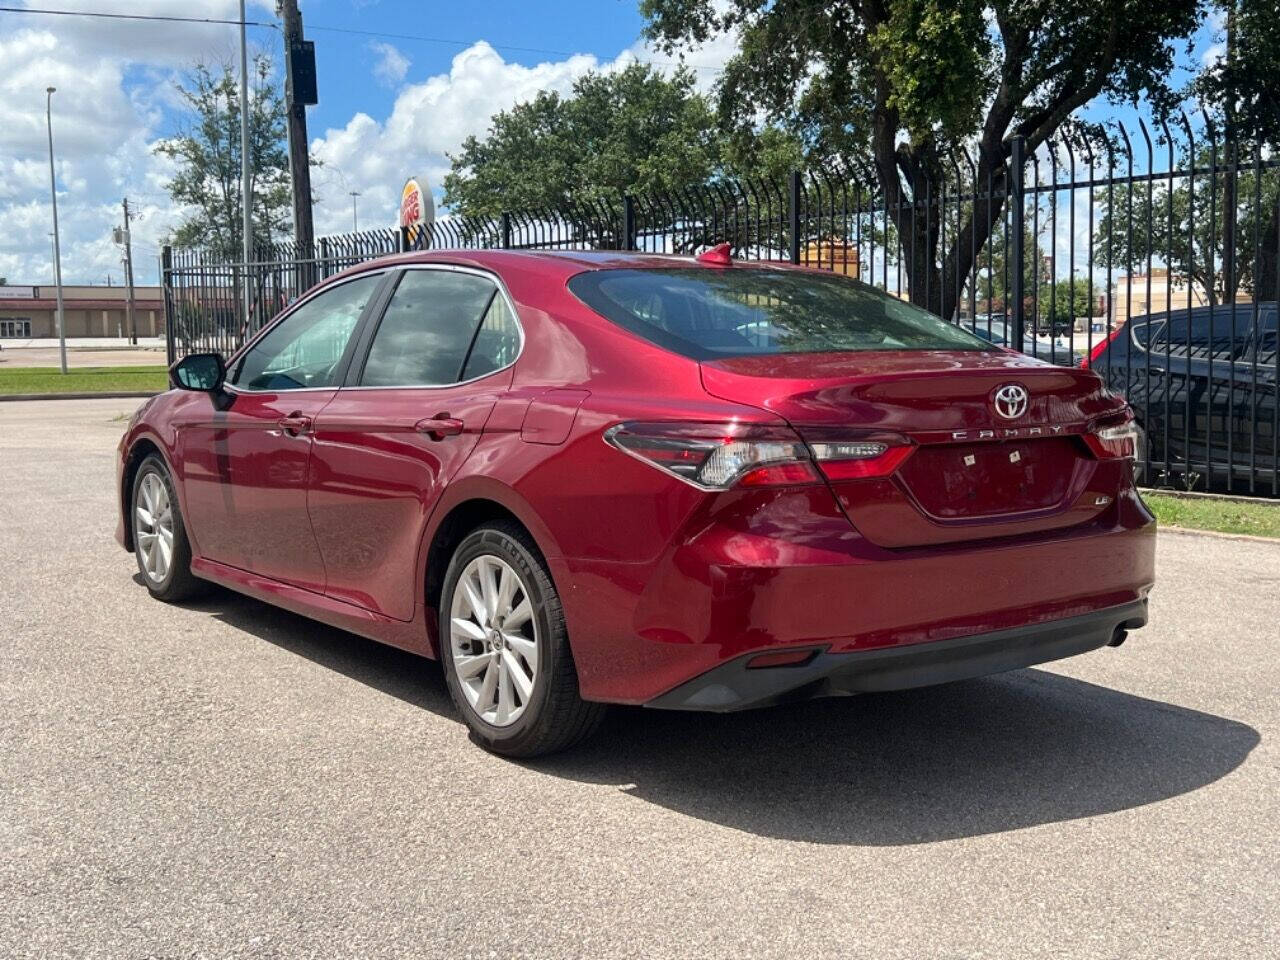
[1158,524,1280,546]
[0,391,161,402]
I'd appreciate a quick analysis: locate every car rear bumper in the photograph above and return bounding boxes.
[645,599,1148,711]
[554,487,1156,705]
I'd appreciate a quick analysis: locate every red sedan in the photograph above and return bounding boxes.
[116,249,1155,756]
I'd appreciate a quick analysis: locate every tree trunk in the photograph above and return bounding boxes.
[882,158,1009,321]
[941,167,1010,322]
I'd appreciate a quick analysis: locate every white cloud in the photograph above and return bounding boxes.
[0,1,275,285]
[620,14,738,97]
[309,26,739,237]
[1201,42,1225,68]
[0,0,740,280]
[369,41,410,87]
[310,41,614,235]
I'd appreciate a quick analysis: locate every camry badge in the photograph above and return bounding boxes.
[993,383,1029,420]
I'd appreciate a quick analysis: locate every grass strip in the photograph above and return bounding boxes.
[0,366,168,395]
[1143,492,1280,539]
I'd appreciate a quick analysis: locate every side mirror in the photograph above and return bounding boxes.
[170,352,226,393]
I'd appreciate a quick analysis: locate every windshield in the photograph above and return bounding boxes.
[568,267,994,360]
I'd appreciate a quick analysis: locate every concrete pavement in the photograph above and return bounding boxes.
[1,397,1276,958]
[0,339,165,368]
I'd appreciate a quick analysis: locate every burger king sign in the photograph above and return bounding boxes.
[399,176,436,245]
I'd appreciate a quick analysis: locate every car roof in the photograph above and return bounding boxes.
[324,248,806,287]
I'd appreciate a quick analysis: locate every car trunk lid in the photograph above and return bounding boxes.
[700,350,1127,547]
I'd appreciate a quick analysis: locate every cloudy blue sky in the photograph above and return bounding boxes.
[0,1,1221,286]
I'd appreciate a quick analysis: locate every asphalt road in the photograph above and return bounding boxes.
[2,397,1277,959]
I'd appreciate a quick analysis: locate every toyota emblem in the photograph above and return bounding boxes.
[992,383,1029,420]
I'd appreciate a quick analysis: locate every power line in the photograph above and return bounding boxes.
[0,5,276,28]
[2,5,727,74]
[305,22,725,73]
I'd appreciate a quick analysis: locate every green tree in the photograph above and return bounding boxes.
[642,0,1205,319]
[1194,0,1280,298]
[1042,277,1097,330]
[443,63,801,220]
[1093,155,1280,305]
[156,56,291,259]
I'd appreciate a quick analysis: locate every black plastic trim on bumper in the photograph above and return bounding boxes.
[644,600,1149,712]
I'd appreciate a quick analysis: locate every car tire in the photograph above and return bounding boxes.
[439,521,606,757]
[131,454,205,602]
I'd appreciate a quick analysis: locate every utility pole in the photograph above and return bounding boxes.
[239,1,252,328]
[279,0,316,254]
[349,191,360,231]
[118,199,137,345]
[45,86,67,374]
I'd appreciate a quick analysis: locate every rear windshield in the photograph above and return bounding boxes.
[567,267,993,360]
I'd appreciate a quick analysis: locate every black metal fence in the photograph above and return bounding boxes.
[165,121,1279,496]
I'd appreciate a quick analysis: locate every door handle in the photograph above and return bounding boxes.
[415,414,464,440]
[279,412,313,436]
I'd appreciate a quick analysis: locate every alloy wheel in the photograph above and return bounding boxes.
[448,554,539,727]
[135,471,174,584]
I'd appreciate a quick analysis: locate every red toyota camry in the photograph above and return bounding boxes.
[116,249,1155,756]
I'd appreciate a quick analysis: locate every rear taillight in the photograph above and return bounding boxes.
[604,422,913,490]
[810,442,914,480]
[604,422,818,489]
[1084,412,1139,461]
[1081,326,1122,368]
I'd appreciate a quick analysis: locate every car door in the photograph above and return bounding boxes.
[307,266,522,620]
[179,272,387,591]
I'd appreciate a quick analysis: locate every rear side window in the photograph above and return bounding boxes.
[461,294,521,381]
[567,267,992,360]
[360,270,505,387]
[1149,306,1265,361]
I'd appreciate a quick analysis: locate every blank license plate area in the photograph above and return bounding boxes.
[899,438,1081,519]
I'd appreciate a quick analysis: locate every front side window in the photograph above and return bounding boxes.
[568,267,993,360]
[233,274,381,390]
[360,270,511,387]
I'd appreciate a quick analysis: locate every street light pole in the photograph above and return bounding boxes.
[239,0,252,330]
[45,86,67,374]
[121,198,137,345]
[350,191,360,231]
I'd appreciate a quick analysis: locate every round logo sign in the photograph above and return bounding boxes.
[399,176,435,245]
[992,383,1030,420]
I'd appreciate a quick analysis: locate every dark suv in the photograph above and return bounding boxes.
[1087,302,1278,491]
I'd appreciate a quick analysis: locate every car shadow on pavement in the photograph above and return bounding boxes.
[180,582,1260,847]
[171,583,457,716]
[544,674,1259,845]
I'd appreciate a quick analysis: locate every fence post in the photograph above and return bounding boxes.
[1009,135,1026,353]
[788,170,802,265]
[398,225,409,253]
[161,245,175,365]
[622,194,637,251]
[500,211,513,249]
